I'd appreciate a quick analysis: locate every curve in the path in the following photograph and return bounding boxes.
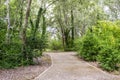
[34,52,120,80]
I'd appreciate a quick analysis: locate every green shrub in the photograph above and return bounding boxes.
[0,43,22,68]
[79,21,120,71]
[74,39,84,58]
[49,40,63,50]
[79,31,100,61]
[96,21,120,71]
[73,39,82,51]
[0,42,39,69]
[97,46,120,71]
[27,35,48,55]
[0,33,47,69]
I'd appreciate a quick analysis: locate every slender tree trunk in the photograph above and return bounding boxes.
[61,26,65,50]
[57,7,65,50]
[21,0,32,58]
[71,9,74,46]
[33,7,43,38]
[42,14,46,37]
[62,5,68,50]
[6,0,11,44]
[19,0,24,29]
[57,17,65,50]
[19,0,24,42]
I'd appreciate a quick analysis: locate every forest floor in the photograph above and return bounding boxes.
[34,52,120,80]
[0,54,51,80]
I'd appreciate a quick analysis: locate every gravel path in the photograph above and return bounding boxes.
[34,52,120,80]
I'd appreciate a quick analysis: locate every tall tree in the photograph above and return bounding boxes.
[21,0,32,57]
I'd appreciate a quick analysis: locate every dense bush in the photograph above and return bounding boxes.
[27,36,48,56]
[0,43,22,68]
[79,31,100,61]
[96,21,120,71]
[97,46,120,71]
[0,22,32,68]
[0,38,47,69]
[79,21,120,71]
[0,27,47,69]
[0,19,6,43]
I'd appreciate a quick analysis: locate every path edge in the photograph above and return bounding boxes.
[34,53,53,80]
[85,61,120,78]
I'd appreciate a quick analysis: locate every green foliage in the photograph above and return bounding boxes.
[0,42,42,69]
[97,46,120,71]
[32,49,42,58]
[73,39,82,51]
[0,19,45,69]
[0,19,35,68]
[49,40,63,50]
[0,19,6,43]
[0,43,22,68]
[96,21,120,71]
[79,31,100,61]
[27,35,48,56]
[79,21,120,71]
[29,7,47,55]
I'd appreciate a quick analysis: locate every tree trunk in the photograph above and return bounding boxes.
[19,0,24,29]
[6,0,11,44]
[71,9,74,46]
[56,7,65,50]
[21,0,32,58]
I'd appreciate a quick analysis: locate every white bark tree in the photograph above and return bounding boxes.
[6,0,11,44]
